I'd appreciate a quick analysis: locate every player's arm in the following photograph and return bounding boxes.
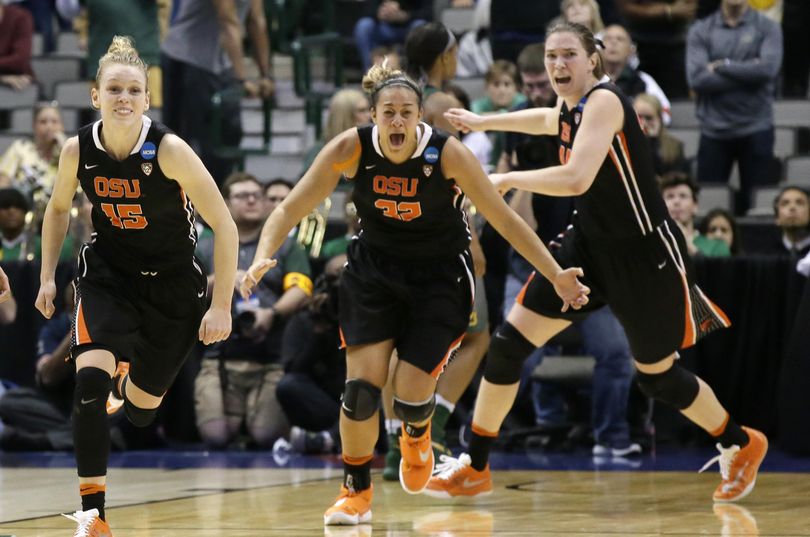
[444,101,561,136]
[495,90,623,197]
[159,134,238,344]
[36,137,79,319]
[240,129,359,298]
[0,266,11,306]
[443,137,589,310]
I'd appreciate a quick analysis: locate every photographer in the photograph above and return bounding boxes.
[275,255,346,454]
[194,173,312,449]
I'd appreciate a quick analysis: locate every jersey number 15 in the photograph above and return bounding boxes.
[100,203,148,229]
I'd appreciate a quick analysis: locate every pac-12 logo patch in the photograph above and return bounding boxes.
[424,146,439,163]
[140,141,157,160]
[141,162,153,176]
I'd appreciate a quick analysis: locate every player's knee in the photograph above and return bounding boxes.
[635,364,699,410]
[393,394,435,424]
[341,378,381,421]
[124,398,159,427]
[73,367,112,414]
[483,322,536,385]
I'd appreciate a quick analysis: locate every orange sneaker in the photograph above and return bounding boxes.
[700,426,768,503]
[323,485,373,526]
[62,508,112,537]
[424,453,493,499]
[399,424,434,494]
[106,362,129,416]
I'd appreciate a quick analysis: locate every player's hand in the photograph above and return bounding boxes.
[198,307,231,345]
[0,268,11,304]
[239,258,277,300]
[444,108,485,133]
[553,267,590,312]
[489,173,512,195]
[35,280,57,319]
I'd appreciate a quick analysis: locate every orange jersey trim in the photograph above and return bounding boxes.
[76,300,92,345]
[515,272,536,306]
[331,142,361,173]
[430,333,466,379]
[80,483,106,496]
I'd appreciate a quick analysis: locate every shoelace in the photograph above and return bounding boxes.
[699,443,741,480]
[433,453,472,479]
[62,510,96,537]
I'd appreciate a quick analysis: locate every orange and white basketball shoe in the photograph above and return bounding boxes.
[324,485,373,525]
[424,453,493,498]
[399,424,434,494]
[62,508,112,537]
[700,426,768,502]
[106,361,129,415]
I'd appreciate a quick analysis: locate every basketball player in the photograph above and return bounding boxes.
[36,36,238,536]
[240,62,590,525]
[432,21,767,503]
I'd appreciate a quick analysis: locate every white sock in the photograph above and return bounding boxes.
[435,394,455,414]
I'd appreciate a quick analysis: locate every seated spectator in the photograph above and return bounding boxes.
[443,84,493,170]
[471,59,525,114]
[301,89,371,176]
[0,102,65,207]
[659,171,731,257]
[633,93,687,175]
[763,186,810,257]
[455,0,493,78]
[489,0,560,62]
[0,2,34,91]
[275,256,346,454]
[194,173,312,449]
[602,24,671,124]
[354,0,431,70]
[370,45,402,70]
[404,21,458,98]
[699,208,742,256]
[319,201,360,260]
[552,0,606,36]
[0,187,73,261]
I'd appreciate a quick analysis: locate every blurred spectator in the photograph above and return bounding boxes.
[274,255,346,454]
[763,186,810,257]
[0,187,73,261]
[0,265,14,323]
[194,173,311,449]
[0,102,65,206]
[300,89,370,175]
[781,0,810,97]
[0,1,34,91]
[443,84,493,170]
[471,59,525,114]
[432,0,475,22]
[615,0,696,98]
[404,21,457,99]
[602,24,671,124]
[58,0,171,108]
[659,171,731,257]
[687,0,782,215]
[552,0,606,35]
[699,207,742,255]
[319,200,360,260]
[633,93,686,175]
[370,45,401,70]
[455,0,492,78]
[354,0,431,70]
[161,0,273,185]
[489,0,559,63]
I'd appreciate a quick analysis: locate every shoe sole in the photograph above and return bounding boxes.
[324,509,372,525]
[399,458,434,495]
[422,487,493,499]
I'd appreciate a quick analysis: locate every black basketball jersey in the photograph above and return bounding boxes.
[348,123,471,260]
[77,117,197,273]
[559,80,669,240]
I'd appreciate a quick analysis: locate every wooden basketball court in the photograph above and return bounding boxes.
[1,454,808,536]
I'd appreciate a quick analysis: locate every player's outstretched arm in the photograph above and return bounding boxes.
[443,137,589,311]
[36,137,80,319]
[159,134,239,345]
[444,101,561,136]
[239,128,361,299]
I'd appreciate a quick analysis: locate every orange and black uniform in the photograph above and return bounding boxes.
[516,81,730,363]
[340,123,474,377]
[73,117,207,396]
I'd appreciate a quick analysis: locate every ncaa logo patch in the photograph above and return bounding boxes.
[424,146,439,163]
[140,141,157,160]
[141,162,153,176]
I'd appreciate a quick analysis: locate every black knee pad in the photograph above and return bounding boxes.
[121,376,159,427]
[484,322,536,385]
[74,367,112,415]
[393,394,435,424]
[636,364,700,410]
[341,378,381,421]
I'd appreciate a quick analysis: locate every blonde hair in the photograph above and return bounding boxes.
[634,93,681,165]
[560,0,605,34]
[323,89,368,142]
[361,61,422,106]
[96,35,148,85]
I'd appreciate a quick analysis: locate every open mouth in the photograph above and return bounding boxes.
[389,133,405,147]
[555,76,572,85]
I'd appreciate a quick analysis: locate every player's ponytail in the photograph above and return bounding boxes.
[96,35,148,85]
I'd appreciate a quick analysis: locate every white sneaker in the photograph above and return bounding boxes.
[62,508,112,537]
[592,443,641,457]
